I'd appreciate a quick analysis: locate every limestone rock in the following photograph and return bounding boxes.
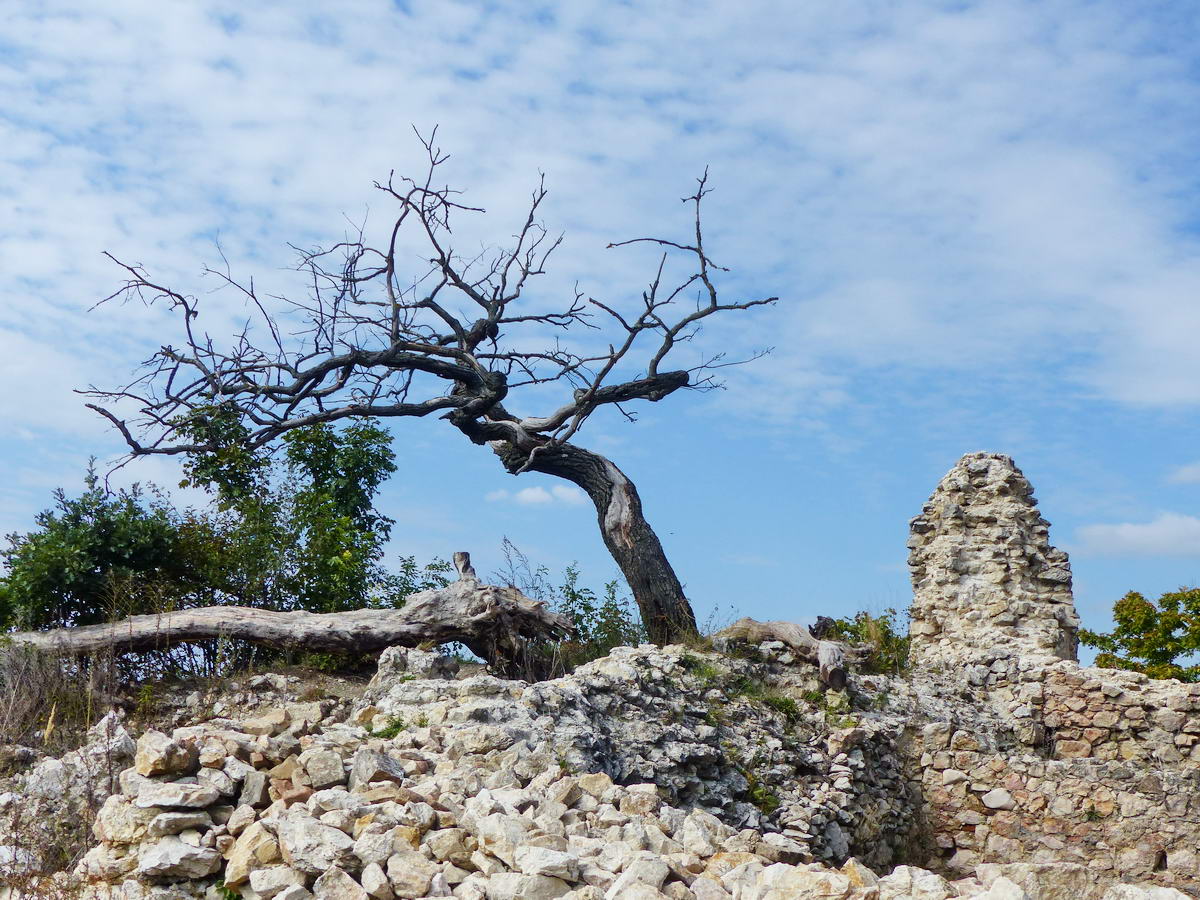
[135,836,221,880]
[134,732,197,778]
[134,781,220,809]
[385,849,439,898]
[277,808,358,874]
[313,866,368,900]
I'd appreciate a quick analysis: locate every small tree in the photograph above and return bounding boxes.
[86,136,776,644]
[1081,587,1200,682]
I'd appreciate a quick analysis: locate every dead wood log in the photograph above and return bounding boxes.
[5,553,573,680]
[713,617,849,690]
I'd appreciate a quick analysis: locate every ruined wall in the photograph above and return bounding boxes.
[908,452,1080,667]
[899,453,1200,895]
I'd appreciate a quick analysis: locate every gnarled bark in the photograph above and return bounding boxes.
[6,553,572,679]
[489,438,698,645]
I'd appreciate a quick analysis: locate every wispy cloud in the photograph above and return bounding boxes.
[1076,513,1200,557]
[485,485,588,507]
[1168,462,1200,485]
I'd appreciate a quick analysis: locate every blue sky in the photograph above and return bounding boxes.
[3,1,1200,651]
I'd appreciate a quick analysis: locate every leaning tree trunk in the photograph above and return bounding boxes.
[492,440,699,645]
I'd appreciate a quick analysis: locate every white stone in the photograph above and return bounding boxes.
[136,836,221,880]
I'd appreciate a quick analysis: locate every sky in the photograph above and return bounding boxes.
[2,0,1200,654]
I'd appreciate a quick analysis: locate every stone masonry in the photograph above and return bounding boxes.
[907,452,1080,668]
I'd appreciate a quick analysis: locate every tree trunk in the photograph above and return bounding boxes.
[5,554,573,680]
[492,440,699,645]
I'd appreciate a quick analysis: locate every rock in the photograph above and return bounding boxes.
[1101,887,1192,900]
[93,795,158,844]
[977,877,1031,900]
[474,814,535,867]
[879,865,952,900]
[424,827,475,866]
[134,781,221,809]
[277,808,358,874]
[136,836,221,880]
[303,749,347,790]
[758,863,853,899]
[250,865,310,900]
[981,789,1016,811]
[225,821,283,885]
[361,862,394,900]
[244,708,292,736]
[350,749,408,789]
[228,804,258,836]
[314,866,369,900]
[385,849,439,898]
[515,846,580,880]
[976,863,1091,899]
[908,452,1080,666]
[147,810,212,836]
[134,731,197,777]
[605,856,669,897]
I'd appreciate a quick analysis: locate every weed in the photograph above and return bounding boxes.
[762,695,801,724]
[679,654,722,685]
[369,715,406,738]
[801,689,824,706]
[1086,808,1101,822]
[216,882,241,900]
[414,713,429,728]
[556,752,576,775]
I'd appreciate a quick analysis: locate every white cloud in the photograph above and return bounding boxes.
[1168,462,1200,485]
[484,485,588,507]
[1076,513,1200,557]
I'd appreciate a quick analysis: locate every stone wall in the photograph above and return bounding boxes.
[908,452,1080,667]
[897,452,1200,895]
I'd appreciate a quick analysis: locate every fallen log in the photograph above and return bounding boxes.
[5,552,573,679]
[713,617,849,689]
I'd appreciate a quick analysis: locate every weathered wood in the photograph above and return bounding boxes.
[6,553,573,679]
[714,617,849,689]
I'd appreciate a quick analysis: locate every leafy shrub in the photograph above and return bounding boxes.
[1082,587,1200,682]
[0,464,203,629]
[827,608,910,676]
[496,539,645,673]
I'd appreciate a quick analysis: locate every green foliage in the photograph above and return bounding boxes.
[369,715,406,738]
[679,653,722,686]
[215,881,241,900]
[497,539,645,672]
[762,694,801,723]
[745,770,780,815]
[0,463,203,629]
[0,418,450,658]
[827,608,911,676]
[1081,587,1200,682]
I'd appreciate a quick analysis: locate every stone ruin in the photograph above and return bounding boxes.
[3,451,1200,900]
[907,452,1080,668]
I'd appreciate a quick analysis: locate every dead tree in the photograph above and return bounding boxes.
[7,553,571,680]
[84,134,777,645]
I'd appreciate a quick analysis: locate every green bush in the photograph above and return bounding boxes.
[496,539,645,673]
[0,464,203,629]
[0,416,451,676]
[1082,587,1200,682]
[827,608,910,676]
